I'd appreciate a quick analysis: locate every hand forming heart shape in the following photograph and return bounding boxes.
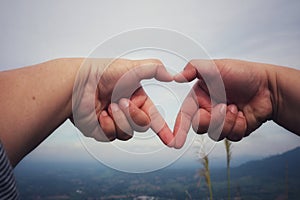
[72,58,230,149]
[72,58,176,146]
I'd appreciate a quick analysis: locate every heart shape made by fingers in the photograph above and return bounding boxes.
[110,64,226,149]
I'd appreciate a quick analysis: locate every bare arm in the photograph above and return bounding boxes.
[0,58,82,166]
[267,64,300,134]
[0,58,175,166]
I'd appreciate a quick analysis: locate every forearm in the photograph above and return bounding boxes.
[267,64,300,134]
[0,58,83,166]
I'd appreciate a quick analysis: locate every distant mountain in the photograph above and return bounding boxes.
[208,147,300,200]
[232,147,300,179]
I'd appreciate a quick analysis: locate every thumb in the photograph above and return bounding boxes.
[175,59,226,104]
[174,59,222,83]
[132,59,173,82]
[111,60,172,101]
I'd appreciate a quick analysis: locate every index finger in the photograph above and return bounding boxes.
[173,81,212,148]
[173,90,198,149]
[131,88,175,147]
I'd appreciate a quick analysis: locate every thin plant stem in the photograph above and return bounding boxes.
[185,190,192,200]
[224,138,232,200]
[203,156,213,200]
[197,136,213,200]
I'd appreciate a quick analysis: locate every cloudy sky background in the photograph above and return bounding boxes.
[1,0,300,171]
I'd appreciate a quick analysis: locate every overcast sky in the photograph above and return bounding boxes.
[1,0,300,171]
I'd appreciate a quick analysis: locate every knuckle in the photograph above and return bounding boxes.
[148,58,163,65]
[149,109,161,120]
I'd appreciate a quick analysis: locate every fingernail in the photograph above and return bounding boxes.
[228,105,238,114]
[219,104,227,114]
[101,111,108,117]
[111,103,119,112]
[119,98,129,109]
[238,111,244,117]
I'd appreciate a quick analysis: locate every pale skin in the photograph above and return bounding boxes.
[0,58,174,166]
[71,58,174,144]
[0,58,299,166]
[173,59,300,148]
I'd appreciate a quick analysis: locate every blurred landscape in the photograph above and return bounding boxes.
[14,147,300,200]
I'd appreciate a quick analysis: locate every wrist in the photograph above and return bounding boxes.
[70,58,113,121]
[53,58,84,121]
[265,64,281,123]
[266,64,300,134]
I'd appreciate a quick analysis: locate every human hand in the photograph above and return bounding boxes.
[173,59,273,148]
[72,58,175,146]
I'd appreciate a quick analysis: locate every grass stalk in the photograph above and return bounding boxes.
[197,136,213,200]
[224,138,232,200]
[201,155,213,200]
